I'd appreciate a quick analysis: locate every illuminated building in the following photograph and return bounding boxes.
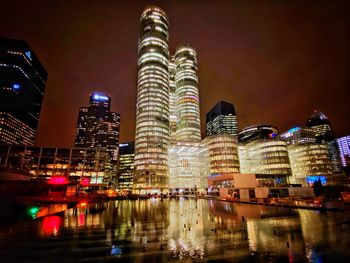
[306,111,334,141]
[336,135,350,168]
[238,139,291,178]
[74,92,120,161]
[279,127,316,145]
[168,141,209,192]
[0,145,113,183]
[174,46,201,142]
[238,125,278,144]
[206,101,237,136]
[74,92,120,185]
[118,142,135,190]
[203,135,240,175]
[305,111,342,173]
[0,37,47,145]
[134,6,170,190]
[287,143,333,185]
[169,57,177,140]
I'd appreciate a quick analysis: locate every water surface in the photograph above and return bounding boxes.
[0,198,349,262]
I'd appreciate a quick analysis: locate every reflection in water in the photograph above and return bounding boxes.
[41,215,62,236]
[0,199,349,262]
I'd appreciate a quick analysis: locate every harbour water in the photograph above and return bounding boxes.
[0,198,349,262]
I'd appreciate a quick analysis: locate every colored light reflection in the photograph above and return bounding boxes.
[306,176,326,185]
[12,83,20,89]
[79,200,88,207]
[80,177,90,186]
[287,127,301,133]
[28,206,40,219]
[47,176,69,185]
[41,215,62,236]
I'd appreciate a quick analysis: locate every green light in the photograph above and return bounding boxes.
[28,206,40,218]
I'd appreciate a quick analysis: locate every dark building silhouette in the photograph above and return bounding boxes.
[74,92,120,161]
[238,125,278,144]
[0,37,47,145]
[206,101,238,136]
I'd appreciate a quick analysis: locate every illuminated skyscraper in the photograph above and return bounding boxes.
[206,101,238,136]
[169,57,177,140]
[118,142,135,190]
[336,135,350,168]
[0,37,47,145]
[134,7,170,190]
[305,111,342,173]
[74,92,120,162]
[306,111,334,141]
[175,46,201,142]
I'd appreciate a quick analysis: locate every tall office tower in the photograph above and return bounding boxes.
[306,111,334,141]
[174,46,201,142]
[0,37,47,145]
[118,142,135,190]
[336,135,350,168]
[74,92,120,162]
[238,125,278,144]
[134,7,170,190]
[169,57,177,140]
[279,127,316,145]
[305,111,342,173]
[206,101,238,136]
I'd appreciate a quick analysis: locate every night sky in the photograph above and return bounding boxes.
[1,0,349,147]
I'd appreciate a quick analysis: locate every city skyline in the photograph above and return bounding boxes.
[1,0,349,147]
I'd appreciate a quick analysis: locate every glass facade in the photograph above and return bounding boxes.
[169,57,177,140]
[206,101,237,136]
[336,135,350,168]
[168,141,209,191]
[74,92,120,161]
[305,111,342,173]
[306,111,334,141]
[279,127,316,145]
[0,112,35,145]
[134,7,170,189]
[118,142,135,190]
[175,46,201,142]
[238,140,291,176]
[0,37,47,145]
[238,125,278,144]
[0,145,113,183]
[287,143,333,185]
[203,135,240,175]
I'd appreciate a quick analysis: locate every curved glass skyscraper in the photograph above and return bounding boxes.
[175,46,201,142]
[134,7,170,189]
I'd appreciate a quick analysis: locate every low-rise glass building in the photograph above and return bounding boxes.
[203,135,240,175]
[168,141,209,192]
[287,143,333,185]
[239,139,291,176]
[0,145,114,184]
